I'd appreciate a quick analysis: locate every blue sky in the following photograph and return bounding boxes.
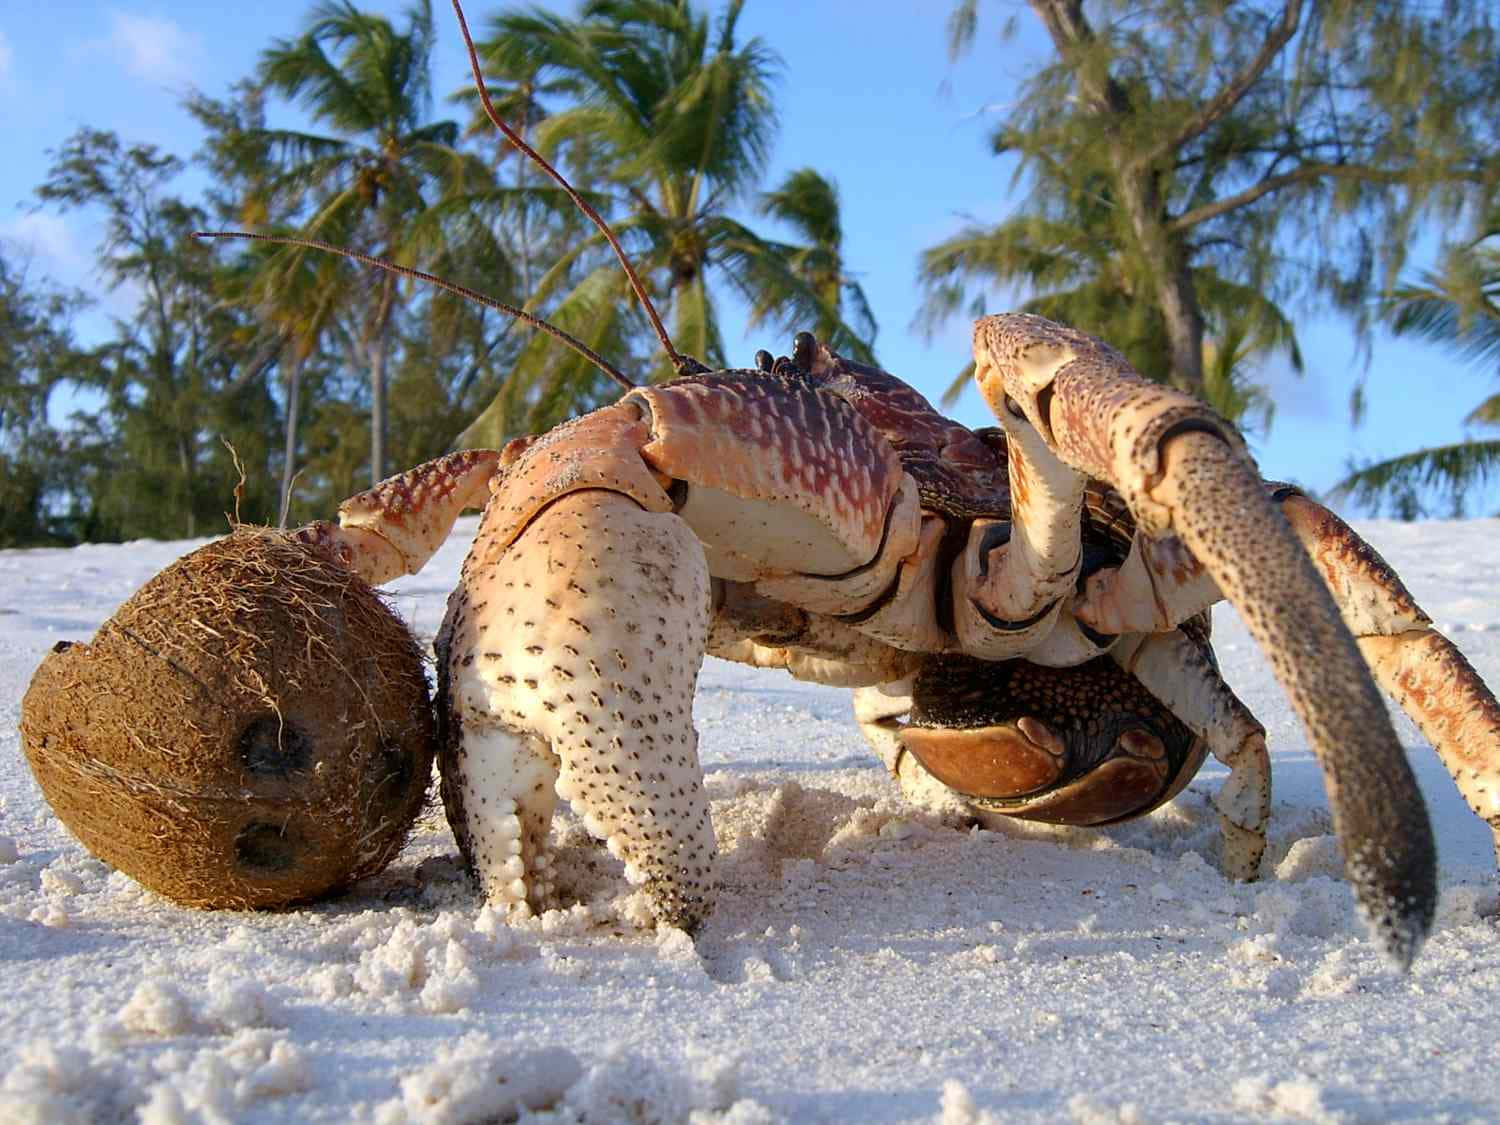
[1,1,1490,516]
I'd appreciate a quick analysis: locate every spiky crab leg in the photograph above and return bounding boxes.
[972,312,1436,967]
[293,449,503,583]
[438,485,717,928]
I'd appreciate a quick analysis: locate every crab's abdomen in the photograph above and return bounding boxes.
[902,652,1207,826]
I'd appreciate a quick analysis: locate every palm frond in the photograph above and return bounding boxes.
[1465,392,1500,427]
[1331,439,1500,512]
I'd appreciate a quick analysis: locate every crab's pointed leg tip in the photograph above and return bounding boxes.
[1361,886,1435,975]
[1378,919,1426,976]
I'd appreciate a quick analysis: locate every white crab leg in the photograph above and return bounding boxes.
[950,407,1088,658]
[439,489,716,929]
[973,312,1435,966]
[1112,629,1270,879]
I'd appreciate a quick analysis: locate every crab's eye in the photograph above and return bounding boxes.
[791,331,816,370]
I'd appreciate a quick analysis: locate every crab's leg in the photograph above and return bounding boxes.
[1076,483,1500,862]
[293,448,503,584]
[972,312,1435,966]
[1072,524,1221,638]
[439,383,917,930]
[1275,491,1500,859]
[1112,629,1270,879]
[951,401,1089,658]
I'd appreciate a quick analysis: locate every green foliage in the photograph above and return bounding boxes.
[1335,441,1500,519]
[18,0,1496,544]
[35,129,281,540]
[926,0,1499,424]
[8,1,882,541]
[456,0,877,448]
[223,0,510,486]
[1334,201,1500,512]
[0,256,83,546]
[752,168,877,362]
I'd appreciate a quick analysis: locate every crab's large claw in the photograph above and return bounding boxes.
[435,369,920,930]
[435,403,717,930]
[973,313,1436,967]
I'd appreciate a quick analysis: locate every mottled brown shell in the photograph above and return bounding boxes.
[761,336,1145,573]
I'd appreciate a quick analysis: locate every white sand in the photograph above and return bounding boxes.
[2,515,1497,1123]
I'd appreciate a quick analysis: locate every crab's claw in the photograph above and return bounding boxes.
[972,313,1436,969]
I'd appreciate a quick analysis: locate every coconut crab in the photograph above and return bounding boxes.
[285,307,1500,969]
[237,1,1500,970]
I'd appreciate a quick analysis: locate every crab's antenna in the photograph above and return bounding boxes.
[193,229,636,392]
[450,0,703,377]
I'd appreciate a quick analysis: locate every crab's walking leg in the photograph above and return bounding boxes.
[952,402,1089,658]
[293,449,503,583]
[1112,629,1270,879]
[1277,491,1500,859]
[1076,481,1500,862]
[973,313,1436,966]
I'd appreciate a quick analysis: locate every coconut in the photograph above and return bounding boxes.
[18,528,435,909]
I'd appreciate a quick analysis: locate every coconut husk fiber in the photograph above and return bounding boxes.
[18,527,436,909]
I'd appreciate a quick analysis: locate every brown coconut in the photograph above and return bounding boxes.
[18,527,435,909]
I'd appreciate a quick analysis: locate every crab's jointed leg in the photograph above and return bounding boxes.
[1112,628,1270,879]
[293,448,504,583]
[951,403,1089,660]
[972,312,1436,966]
[1072,475,1500,869]
[1277,492,1500,860]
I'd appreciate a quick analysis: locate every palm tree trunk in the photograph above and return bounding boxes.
[278,352,303,528]
[178,431,195,539]
[368,273,396,485]
[1030,0,1208,401]
[1118,169,1207,400]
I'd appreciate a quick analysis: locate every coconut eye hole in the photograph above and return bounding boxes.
[234,821,302,872]
[237,715,313,779]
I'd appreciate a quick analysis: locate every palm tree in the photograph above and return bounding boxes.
[235,0,506,483]
[753,168,876,363]
[228,246,346,523]
[456,0,877,448]
[917,180,1302,434]
[1333,209,1500,514]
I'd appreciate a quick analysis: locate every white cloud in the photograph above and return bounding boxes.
[99,10,204,87]
[0,29,15,94]
[0,212,148,336]
[0,212,90,278]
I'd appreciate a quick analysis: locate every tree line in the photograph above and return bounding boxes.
[2,0,1497,547]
